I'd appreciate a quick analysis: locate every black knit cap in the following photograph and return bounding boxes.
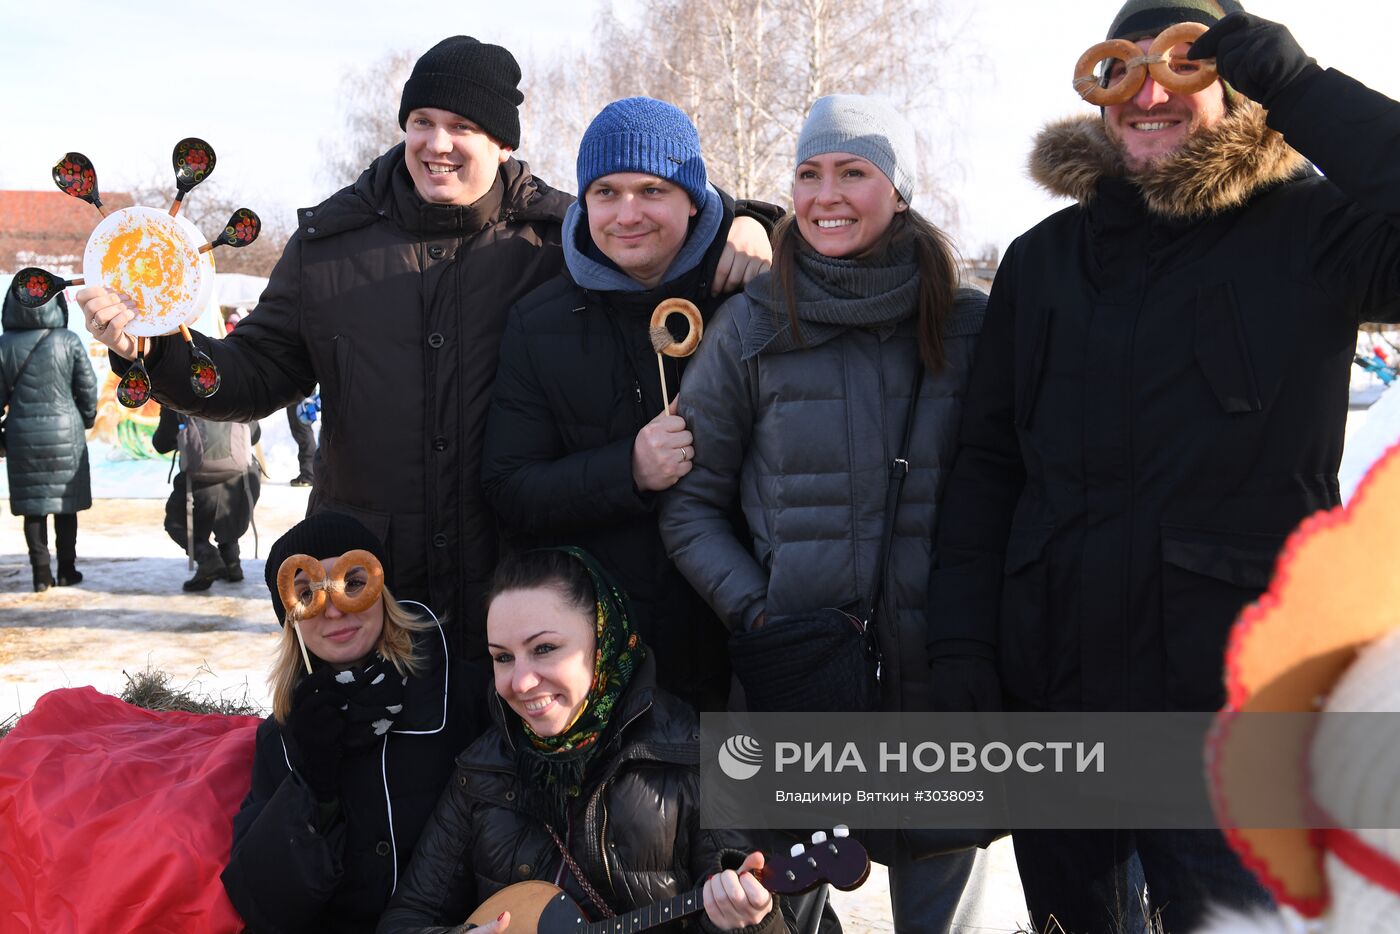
[264,512,389,626]
[1106,0,1245,40]
[397,35,523,149]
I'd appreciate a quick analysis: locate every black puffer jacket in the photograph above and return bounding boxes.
[377,655,787,934]
[929,72,1400,713]
[118,150,572,659]
[0,292,97,516]
[482,190,780,711]
[221,621,492,934]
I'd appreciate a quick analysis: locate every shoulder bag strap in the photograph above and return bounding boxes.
[3,330,57,401]
[543,819,616,920]
[862,363,925,647]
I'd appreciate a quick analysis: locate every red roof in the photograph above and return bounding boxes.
[0,190,135,273]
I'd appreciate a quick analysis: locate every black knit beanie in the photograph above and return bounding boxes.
[1106,0,1245,40]
[397,35,523,149]
[265,512,390,625]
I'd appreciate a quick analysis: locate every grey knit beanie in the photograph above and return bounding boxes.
[795,94,916,203]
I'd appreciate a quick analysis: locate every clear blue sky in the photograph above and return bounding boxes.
[3,1,1396,254]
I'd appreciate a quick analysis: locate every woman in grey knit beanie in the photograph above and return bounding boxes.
[659,93,991,931]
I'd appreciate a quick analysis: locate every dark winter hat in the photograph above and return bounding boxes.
[265,512,389,625]
[797,94,916,203]
[398,35,523,149]
[575,97,708,208]
[1106,0,1245,40]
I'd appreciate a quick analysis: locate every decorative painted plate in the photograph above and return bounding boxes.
[82,205,215,337]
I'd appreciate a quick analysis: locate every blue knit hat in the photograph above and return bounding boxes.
[576,97,708,207]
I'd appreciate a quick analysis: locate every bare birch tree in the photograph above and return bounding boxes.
[319,50,416,191]
[321,0,965,225]
[518,0,964,223]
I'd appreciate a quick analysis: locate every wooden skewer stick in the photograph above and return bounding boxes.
[292,620,314,674]
[650,325,675,412]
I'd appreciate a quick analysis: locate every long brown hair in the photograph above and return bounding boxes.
[770,208,960,372]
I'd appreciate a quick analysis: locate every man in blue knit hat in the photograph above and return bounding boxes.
[483,97,780,716]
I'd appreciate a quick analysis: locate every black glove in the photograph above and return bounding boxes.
[927,643,1002,712]
[328,654,408,750]
[283,666,348,800]
[1188,12,1319,109]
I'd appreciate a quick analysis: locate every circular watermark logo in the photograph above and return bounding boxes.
[718,734,764,781]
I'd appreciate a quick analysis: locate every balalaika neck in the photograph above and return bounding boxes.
[582,883,705,933]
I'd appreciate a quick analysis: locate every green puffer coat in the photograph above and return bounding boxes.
[0,292,97,516]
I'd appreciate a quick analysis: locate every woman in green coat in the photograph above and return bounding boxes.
[0,288,97,591]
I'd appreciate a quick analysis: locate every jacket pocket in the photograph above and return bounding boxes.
[324,333,355,438]
[1160,525,1285,709]
[1014,307,1052,429]
[1193,283,1262,414]
[998,524,1057,705]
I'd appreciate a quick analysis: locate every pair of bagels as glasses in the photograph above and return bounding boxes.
[277,550,384,619]
[1073,22,1217,106]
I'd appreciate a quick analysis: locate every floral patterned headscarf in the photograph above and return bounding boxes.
[515,547,646,820]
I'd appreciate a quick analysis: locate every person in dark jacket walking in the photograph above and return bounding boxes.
[151,406,261,591]
[377,547,788,934]
[925,4,1400,931]
[221,512,491,934]
[77,37,772,662]
[0,289,97,592]
[482,97,779,713]
[659,95,987,933]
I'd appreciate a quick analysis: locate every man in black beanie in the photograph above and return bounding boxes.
[77,35,773,664]
[927,2,1400,931]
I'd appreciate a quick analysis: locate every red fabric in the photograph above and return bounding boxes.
[0,687,261,933]
[1324,827,1400,896]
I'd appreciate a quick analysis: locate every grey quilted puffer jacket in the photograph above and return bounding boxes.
[659,283,984,710]
[0,292,97,516]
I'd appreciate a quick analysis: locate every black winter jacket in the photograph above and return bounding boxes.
[221,622,491,934]
[929,71,1400,712]
[482,190,780,711]
[376,655,788,934]
[0,292,97,516]
[117,150,572,659]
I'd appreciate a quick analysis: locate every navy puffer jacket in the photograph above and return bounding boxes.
[0,291,97,515]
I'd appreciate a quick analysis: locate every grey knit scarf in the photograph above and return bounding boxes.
[741,240,919,360]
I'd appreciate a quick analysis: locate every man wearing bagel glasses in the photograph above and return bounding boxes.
[927,1,1400,930]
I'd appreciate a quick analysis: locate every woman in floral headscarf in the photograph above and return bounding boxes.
[379,547,790,934]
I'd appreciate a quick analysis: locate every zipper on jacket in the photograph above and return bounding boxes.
[598,787,615,893]
[633,380,643,406]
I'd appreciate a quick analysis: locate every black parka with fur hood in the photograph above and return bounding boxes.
[117,149,573,659]
[929,70,1400,712]
[376,654,789,934]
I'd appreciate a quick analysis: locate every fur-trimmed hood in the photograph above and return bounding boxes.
[1028,101,1308,222]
